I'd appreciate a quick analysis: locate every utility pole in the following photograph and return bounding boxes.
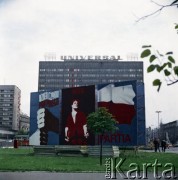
[156,111,162,138]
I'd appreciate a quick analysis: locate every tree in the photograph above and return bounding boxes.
[141,25,178,91]
[87,107,118,165]
[17,129,29,135]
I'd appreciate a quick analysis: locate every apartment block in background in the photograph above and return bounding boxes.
[0,85,21,138]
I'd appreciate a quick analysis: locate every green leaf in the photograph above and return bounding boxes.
[161,63,169,70]
[147,65,156,72]
[156,65,162,72]
[142,45,152,48]
[157,63,170,72]
[149,55,157,63]
[167,62,172,68]
[168,56,175,63]
[166,52,173,55]
[153,79,162,92]
[141,49,151,58]
[174,66,178,76]
[164,69,171,76]
[175,24,178,33]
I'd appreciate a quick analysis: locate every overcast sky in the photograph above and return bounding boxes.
[0,0,178,128]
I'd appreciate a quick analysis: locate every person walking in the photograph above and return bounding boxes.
[157,138,161,152]
[153,138,160,152]
[161,140,166,152]
[153,138,158,152]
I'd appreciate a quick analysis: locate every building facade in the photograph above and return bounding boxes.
[160,120,178,145]
[146,127,159,144]
[38,59,143,91]
[0,85,21,138]
[19,113,30,133]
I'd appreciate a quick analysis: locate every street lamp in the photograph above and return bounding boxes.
[156,111,162,138]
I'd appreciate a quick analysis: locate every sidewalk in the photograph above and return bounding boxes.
[0,171,177,180]
[139,146,178,154]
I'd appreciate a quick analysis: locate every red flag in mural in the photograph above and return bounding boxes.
[98,84,136,124]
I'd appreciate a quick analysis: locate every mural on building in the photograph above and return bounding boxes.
[97,81,143,146]
[97,83,136,124]
[29,90,61,145]
[29,81,145,146]
[61,85,95,145]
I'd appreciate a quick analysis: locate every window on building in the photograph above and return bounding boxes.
[2,122,10,126]
[3,117,9,120]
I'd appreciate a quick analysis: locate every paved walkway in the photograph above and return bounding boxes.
[0,172,177,180]
[139,146,178,154]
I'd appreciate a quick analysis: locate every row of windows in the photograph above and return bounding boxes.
[0,99,13,102]
[0,104,13,107]
[40,61,142,66]
[40,79,139,90]
[0,122,12,126]
[40,78,119,86]
[0,116,13,120]
[0,90,14,93]
[39,68,143,73]
[0,94,14,98]
[39,75,143,83]
[39,75,142,84]
[39,74,64,77]
[39,72,143,79]
[0,112,13,116]
[0,108,13,111]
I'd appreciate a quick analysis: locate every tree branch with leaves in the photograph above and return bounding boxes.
[141,24,178,91]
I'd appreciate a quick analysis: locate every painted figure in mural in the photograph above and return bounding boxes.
[65,99,89,145]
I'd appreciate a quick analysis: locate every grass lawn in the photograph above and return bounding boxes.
[0,147,178,172]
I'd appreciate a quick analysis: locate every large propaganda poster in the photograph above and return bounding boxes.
[97,81,139,146]
[61,85,95,145]
[29,81,145,146]
[29,90,61,145]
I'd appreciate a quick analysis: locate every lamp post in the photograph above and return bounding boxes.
[156,111,162,138]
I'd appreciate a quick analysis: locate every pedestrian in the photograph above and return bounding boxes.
[153,138,160,152]
[157,138,161,152]
[161,140,166,152]
[153,138,158,152]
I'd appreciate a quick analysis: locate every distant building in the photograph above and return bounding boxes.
[146,127,152,144]
[19,113,29,133]
[0,85,21,139]
[38,59,143,91]
[146,127,159,144]
[160,120,178,144]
